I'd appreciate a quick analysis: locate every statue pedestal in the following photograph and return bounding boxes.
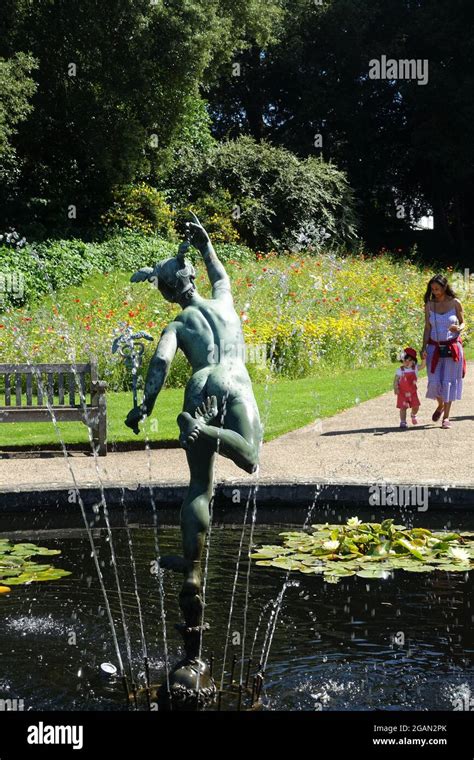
[158,622,217,710]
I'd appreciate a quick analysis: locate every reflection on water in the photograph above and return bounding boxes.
[0,525,472,711]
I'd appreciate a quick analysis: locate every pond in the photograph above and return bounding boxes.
[0,523,473,711]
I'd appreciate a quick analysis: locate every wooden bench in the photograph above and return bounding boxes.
[0,361,107,455]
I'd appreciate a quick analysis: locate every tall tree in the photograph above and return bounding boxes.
[207,0,474,258]
[0,0,281,232]
[0,52,37,195]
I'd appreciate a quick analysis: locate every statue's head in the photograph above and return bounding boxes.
[154,243,196,303]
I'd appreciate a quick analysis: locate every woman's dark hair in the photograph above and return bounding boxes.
[424,274,457,303]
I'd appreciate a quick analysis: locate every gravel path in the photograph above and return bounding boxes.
[0,363,472,491]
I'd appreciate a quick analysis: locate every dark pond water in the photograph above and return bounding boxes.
[0,524,473,711]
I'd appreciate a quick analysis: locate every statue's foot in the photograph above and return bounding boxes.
[177,411,203,450]
[159,555,191,573]
[195,395,219,424]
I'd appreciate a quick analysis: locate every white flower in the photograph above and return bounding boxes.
[347,517,362,527]
[448,547,470,562]
[322,540,339,552]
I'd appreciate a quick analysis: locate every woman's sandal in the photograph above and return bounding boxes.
[432,407,443,422]
[441,419,451,429]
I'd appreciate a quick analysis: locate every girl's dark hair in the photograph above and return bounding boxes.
[424,274,457,304]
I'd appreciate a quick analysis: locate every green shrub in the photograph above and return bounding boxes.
[0,232,255,311]
[184,189,240,244]
[165,136,359,251]
[102,183,177,238]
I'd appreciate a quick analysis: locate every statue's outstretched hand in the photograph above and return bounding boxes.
[125,406,145,435]
[186,212,210,251]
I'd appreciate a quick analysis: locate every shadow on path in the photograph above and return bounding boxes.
[321,424,432,437]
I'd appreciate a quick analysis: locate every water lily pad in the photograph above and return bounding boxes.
[250,550,282,560]
[0,539,70,591]
[438,564,470,573]
[356,569,392,579]
[0,568,23,578]
[252,520,474,579]
[299,557,324,566]
[323,575,342,584]
[0,556,24,566]
[325,568,356,577]
[270,558,303,571]
[5,569,71,584]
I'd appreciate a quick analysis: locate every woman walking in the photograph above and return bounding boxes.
[421,274,467,428]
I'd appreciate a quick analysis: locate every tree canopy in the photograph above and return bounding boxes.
[207,0,474,258]
[0,0,472,258]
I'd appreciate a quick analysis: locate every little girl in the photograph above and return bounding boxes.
[393,347,426,429]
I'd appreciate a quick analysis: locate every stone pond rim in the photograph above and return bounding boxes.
[0,479,472,516]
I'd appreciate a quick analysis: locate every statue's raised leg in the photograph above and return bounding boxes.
[177,396,260,475]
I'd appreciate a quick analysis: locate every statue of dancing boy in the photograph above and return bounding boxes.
[125,214,262,702]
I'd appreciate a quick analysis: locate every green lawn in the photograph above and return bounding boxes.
[0,363,404,449]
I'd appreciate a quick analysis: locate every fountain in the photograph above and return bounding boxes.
[0,225,472,716]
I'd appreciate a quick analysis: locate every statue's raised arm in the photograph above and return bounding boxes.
[185,212,231,299]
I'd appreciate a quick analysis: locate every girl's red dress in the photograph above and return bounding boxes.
[396,368,420,410]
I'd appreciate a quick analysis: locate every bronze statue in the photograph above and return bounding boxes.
[125,213,262,705]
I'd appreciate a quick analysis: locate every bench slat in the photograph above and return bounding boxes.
[37,373,43,405]
[78,372,86,404]
[58,373,64,405]
[68,374,75,406]
[47,373,54,405]
[26,374,33,406]
[0,407,87,423]
[5,373,10,406]
[15,375,22,406]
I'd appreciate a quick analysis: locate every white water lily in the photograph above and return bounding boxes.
[322,540,340,552]
[448,547,470,563]
[347,517,362,527]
